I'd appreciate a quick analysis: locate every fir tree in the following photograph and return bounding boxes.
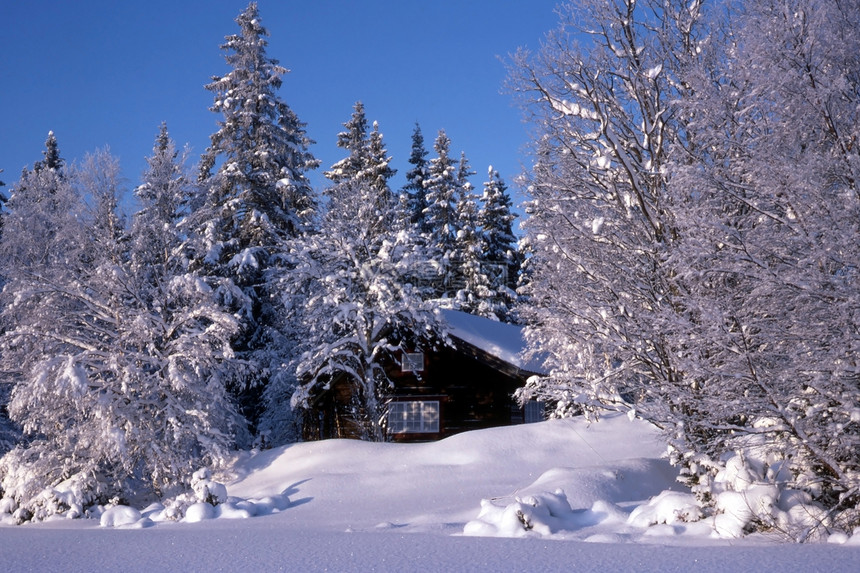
[131,123,188,282]
[33,131,63,174]
[324,105,398,242]
[422,130,461,297]
[403,123,430,231]
[192,2,320,430]
[477,166,521,319]
[197,2,318,251]
[451,152,492,315]
[325,101,369,185]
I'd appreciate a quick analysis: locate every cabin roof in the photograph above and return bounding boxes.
[440,309,545,374]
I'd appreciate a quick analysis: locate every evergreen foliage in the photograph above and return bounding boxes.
[192,1,320,428]
[403,123,430,231]
[451,153,491,315]
[263,113,440,442]
[34,131,64,174]
[325,101,369,185]
[476,167,521,320]
[422,130,464,298]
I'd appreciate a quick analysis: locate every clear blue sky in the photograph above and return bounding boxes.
[1,1,559,207]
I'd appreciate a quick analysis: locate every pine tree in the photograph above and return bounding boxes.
[33,131,63,174]
[403,123,430,231]
[0,135,79,280]
[195,0,319,266]
[450,152,490,315]
[324,105,398,245]
[365,122,397,200]
[422,130,462,297]
[0,136,80,465]
[477,166,521,319]
[192,2,320,429]
[325,101,369,185]
[131,123,188,282]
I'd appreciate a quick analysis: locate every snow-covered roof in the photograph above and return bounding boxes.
[440,309,544,373]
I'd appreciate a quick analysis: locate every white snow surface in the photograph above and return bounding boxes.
[2,414,858,572]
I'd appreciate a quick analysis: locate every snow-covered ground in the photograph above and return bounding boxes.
[2,414,858,572]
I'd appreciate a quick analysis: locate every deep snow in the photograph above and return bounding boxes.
[1,415,858,572]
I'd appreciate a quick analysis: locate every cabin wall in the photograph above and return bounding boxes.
[302,342,532,442]
[388,345,525,441]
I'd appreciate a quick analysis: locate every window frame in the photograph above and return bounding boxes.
[401,351,425,373]
[388,400,440,434]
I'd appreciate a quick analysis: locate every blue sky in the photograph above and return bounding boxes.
[1,1,559,208]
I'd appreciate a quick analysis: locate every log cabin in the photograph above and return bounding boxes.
[300,309,546,442]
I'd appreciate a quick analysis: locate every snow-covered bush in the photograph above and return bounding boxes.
[464,490,575,538]
[155,469,229,522]
[100,505,144,528]
[627,491,704,528]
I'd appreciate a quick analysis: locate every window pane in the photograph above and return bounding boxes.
[401,352,425,373]
[388,402,406,433]
[421,401,439,432]
[524,401,545,424]
[388,400,440,434]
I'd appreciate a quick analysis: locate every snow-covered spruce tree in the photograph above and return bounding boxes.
[324,101,369,185]
[476,167,521,322]
[365,120,399,223]
[450,152,495,318]
[130,122,188,280]
[510,0,697,417]
[403,123,431,232]
[661,0,860,538]
[34,131,64,174]
[192,2,320,430]
[479,168,520,288]
[322,102,398,231]
[422,130,465,300]
[0,134,74,457]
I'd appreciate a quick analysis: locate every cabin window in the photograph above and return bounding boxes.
[401,352,425,373]
[388,400,439,433]
[524,400,545,424]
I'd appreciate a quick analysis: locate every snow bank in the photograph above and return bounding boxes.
[463,458,693,540]
[3,414,859,572]
[100,505,147,528]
